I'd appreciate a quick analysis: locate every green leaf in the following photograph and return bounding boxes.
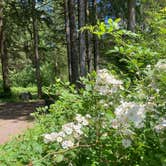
[115,18,121,23]
[55,154,64,163]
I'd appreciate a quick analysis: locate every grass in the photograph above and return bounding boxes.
[0,86,38,103]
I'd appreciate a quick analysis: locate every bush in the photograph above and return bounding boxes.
[0,66,165,165]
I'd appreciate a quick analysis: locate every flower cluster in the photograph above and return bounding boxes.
[110,101,147,148]
[122,138,132,148]
[43,114,91,149]
[155,60,166,71]
[155,118,166,133]
[95,69,123,95]
[111,101,146,129]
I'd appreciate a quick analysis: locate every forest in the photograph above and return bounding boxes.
[0,0,166,165]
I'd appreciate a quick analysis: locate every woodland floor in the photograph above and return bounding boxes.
[0,100,45,144]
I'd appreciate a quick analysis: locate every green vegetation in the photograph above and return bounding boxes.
[0,86,37,102]
[0,0,166,166]
[0,67,166,165]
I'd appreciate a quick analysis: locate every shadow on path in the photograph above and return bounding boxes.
[0,100,45,144]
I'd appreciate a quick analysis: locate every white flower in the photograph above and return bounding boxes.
[73,124,82,130]
[76,114,83,123]
[50,132,58,140]
[102,133,108,137]
[73,124,83,135]
[111,119,120,129]
[43,114,89,146]
[155,118,166,133]
[73,124,82,131]
[85,114,91,119]
[114,102,146,128]
[103,103,109,108]
[58,131,66,138]
[64,127,73,135]
[43,134,54,143]
[96,85,112,95]
[61,140,74,149]
[122,139,132,148]
[110,86,118,93]
[97,69,123,85]
[62,123,74,135]
[56,136,63,143]
[82,118,89,126]
[155,60,166,71]
[75,114,89,126]
[95,69,123,95]
[73,130,83,138]
[43,132,64,143]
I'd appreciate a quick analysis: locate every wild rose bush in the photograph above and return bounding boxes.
[40,67,166,165]
[0,63,165,165]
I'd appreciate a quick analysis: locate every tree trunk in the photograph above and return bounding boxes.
[32,0,42,98]
[85,0,93,73]
[64,0,72,82]
[92,0,99,71]
[0,0,2,31]
[0,0,10,94]
[68,0,79,84]
[127,0,136,32]
[79,0,86,77]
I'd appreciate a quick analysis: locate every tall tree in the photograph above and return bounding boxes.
[92,0,99,71]
[68,0,79,84]
[127,0,136,32]
[32,0,42,98]
[79,0,86,77]
[0,0,2,31]
[64,0,72,82]
[85,0,93,73]
[0,0,10,94]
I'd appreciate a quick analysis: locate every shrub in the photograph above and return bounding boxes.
[1,66,165,165]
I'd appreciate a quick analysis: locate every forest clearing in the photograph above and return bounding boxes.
[0,0,166,165]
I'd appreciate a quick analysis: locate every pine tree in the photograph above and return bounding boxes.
[32,0,42,98]
[0,0,11,95]
[68,0,79,84]
[79,0,86,77]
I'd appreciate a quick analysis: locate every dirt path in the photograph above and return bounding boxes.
[0,100,45,144]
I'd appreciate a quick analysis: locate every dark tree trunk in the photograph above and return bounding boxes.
[64,0,72,82]
[0,1,2,30]
[32,0,42,98]
[127,0,136,32]
[68,0,79,84]
[0,1,10,94]
[85,0,93,73]
[93,35,99,71]
[92,0,99,71]
[79,0,86,77]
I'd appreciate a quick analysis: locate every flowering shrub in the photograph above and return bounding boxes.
[95,69,123,95]
[0,66,165,165]
[43,114,90,149]
[39,68,166,165]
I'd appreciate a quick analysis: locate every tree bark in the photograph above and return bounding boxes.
[64,0,72,82]
[32,0,42,98]
[85,0,93,73]
[127,0,136,32]
[79,0,86,77]
[0,0,2,31]
[68,0,79,84]
[92,0,99,71]
[0,0,10,94]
